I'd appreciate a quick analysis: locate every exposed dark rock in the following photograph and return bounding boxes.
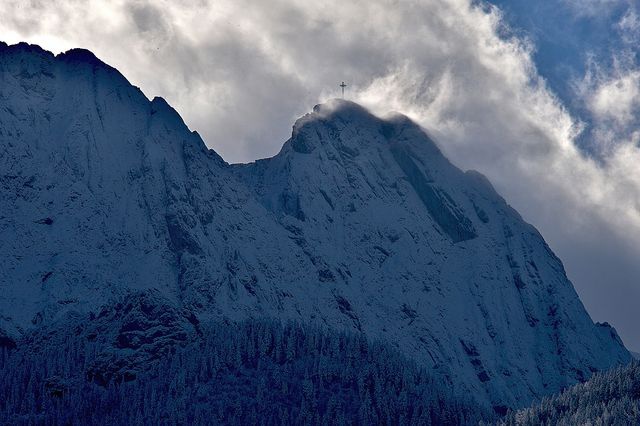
[83,291,199,386]
[390,143,477,242]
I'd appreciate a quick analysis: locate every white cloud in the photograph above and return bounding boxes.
[1,0,640,350]
[562,0,627,17]
[618,6,640,43]
[590,71,640,125]
[573,44,640,154]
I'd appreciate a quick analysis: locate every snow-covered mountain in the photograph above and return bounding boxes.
[0,42,630,411]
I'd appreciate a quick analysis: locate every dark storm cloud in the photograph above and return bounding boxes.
[1,0,640,351]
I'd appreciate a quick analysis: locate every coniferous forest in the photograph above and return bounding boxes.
[500,361,640,425]
[0,320,488,425]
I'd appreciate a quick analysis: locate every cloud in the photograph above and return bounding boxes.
[618,6,640,43]
[590,72,640,125]
[567,5,640,170]
[561,0,627,17]
[1,0,640,350]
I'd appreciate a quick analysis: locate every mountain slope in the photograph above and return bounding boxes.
[0,42,630,411]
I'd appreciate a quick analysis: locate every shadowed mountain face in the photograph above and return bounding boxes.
[0,42,630,411]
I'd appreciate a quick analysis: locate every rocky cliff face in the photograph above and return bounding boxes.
[0,42,630,411]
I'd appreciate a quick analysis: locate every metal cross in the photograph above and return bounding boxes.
[340,82,347,98]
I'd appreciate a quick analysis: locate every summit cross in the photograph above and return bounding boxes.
[340,82,347,98]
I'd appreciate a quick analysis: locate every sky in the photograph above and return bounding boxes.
[2,0,640,351]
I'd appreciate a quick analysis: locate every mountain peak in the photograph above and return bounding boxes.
[0,41,52,57]
[291,99,379,138]
[289,99,433,158]
[310,99,418,130]
[56,47,103,66]
[0,43,106,70]
[311,98,373,118]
